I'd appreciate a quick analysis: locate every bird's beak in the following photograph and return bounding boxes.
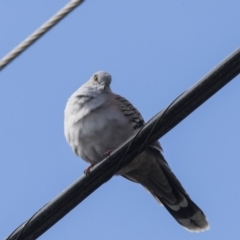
[99,84,106,90]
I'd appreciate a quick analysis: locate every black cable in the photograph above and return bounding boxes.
[5,48,240,240]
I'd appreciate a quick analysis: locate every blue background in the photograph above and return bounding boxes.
[1,1,240,239]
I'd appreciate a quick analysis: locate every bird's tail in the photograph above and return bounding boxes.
[148,160,209,232]
[123,149,209,232]
[150,184,209,232]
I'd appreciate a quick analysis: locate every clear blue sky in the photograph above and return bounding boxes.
[1,1,240,239]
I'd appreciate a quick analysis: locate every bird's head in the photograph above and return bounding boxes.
[89,71,112,92]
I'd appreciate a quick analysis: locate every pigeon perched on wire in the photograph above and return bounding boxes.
[64,71,209,232]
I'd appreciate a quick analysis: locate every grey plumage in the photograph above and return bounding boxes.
[64,71,209,232]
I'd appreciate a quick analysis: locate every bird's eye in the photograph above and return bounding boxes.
[94,75,98,81]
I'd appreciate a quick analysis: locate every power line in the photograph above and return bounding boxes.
[5,48,240,240]
[0,0,85,71]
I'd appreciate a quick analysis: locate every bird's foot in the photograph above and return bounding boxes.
[84,163,96,175]
[103,149,112,158]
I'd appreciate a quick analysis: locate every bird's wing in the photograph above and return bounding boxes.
[114,93,209,232]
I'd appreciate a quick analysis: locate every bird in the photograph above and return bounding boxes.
[64,71,209,232]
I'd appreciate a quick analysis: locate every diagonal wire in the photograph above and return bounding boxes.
[0,0,85,71]
[5,48,240,240]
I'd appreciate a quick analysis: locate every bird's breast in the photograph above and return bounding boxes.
[65,103,134,164]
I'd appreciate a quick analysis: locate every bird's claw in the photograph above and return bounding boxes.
[103,149,112,158]
[84,163,96,175]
